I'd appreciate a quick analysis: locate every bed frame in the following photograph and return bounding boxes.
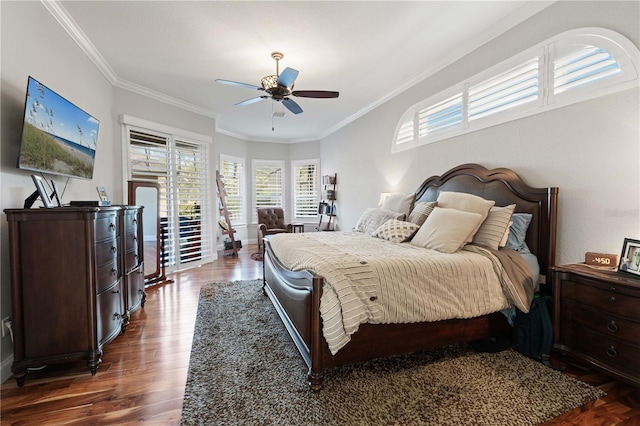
[262,163,558,390]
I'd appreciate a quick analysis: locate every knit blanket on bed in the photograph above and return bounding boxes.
[268,231,533,355]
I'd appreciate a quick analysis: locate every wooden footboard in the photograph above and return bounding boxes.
[263,237,512,390]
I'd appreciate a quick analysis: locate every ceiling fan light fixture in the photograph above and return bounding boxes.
[261,75,279,90]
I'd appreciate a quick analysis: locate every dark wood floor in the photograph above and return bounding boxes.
[1,245,639,425]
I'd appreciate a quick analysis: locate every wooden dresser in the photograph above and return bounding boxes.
[552,263,640,387]
[5,206,144,385]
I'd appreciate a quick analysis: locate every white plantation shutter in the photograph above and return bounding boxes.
[293,160,319,219]
[468,58,539,121]
[418,93,463,136]
[220,155,244,224]
[393,28,638,153]
[554,45,624,96]
[173,139,212,265]
[127,125,212,272]
[253,160,284,222]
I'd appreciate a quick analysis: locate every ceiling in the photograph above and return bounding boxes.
[55,1,552,143]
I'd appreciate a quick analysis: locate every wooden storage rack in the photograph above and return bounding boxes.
[216,170,241,256]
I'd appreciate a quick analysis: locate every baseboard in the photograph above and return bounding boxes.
[1,354,13,384]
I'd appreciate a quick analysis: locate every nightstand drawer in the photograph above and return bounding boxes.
[561,281,640,322]
[563,299,640,346]
[563,326,640,377]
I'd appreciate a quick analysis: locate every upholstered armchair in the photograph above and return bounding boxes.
[257,207,292,249]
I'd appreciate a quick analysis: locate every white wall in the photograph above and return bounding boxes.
[320,1,640,266]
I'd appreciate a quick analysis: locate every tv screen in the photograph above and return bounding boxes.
[17,76,99,180]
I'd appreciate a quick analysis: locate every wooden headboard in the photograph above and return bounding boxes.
[415,164,559,284]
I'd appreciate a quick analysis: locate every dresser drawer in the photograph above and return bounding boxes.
[562,325,640,377]
[96,216,119,242]
[562,299,640,346]
[95,237,119,266]
[124,231,139,252]
[124,249,140,272]
[96,282,123,345]
[561,281,640,322]
[96,258,120,294]
[123,212,139,235]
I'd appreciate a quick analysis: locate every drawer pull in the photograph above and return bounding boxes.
[109,223,116,231]
[133,236,137,241]
[606,346,618,358]
[606,321,618,332]
[111,245,117,254]
[133,218,137,224]
[609,296,616,303]
[610,286,616,292]
[113,313,121,320]
[111,268,117,276]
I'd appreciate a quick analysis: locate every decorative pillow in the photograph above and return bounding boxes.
[410,207,484,253]
[372,219,421,243]
[506,213,533,253]
[499,221,513,247]
[436,192,495,242]
[354,208,405,235]
[382,193,416,217]
[472,204,516,250]
[407,201,437,226]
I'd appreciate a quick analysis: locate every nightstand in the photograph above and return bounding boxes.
[552,263,640,388]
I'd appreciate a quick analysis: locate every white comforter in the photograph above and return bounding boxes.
[269,231,531,355]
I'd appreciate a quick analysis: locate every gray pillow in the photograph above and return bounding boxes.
[407,201,437,226]
[506,213,532,253]
[372,219,421,243]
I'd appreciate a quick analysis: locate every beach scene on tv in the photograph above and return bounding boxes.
[19,77,99,179]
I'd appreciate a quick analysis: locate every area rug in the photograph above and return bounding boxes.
[181,280,605,425]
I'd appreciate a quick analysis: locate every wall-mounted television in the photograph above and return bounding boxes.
[17,76,99,180]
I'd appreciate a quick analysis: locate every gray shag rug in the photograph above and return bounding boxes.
[181,280,605,425]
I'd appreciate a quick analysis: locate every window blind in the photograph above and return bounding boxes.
[254,162,284,219]
[418,93,463,136]
[220,157,244,224]
[469,57,539,121]
[554,46,621,95]
[293,161,319,219]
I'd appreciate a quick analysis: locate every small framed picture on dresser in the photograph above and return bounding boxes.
[618,238,640,277]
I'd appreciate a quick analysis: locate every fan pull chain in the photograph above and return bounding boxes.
[272,101,275,131]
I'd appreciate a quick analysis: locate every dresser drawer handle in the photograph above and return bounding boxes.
[113,313,121,320]
[111,245,117,254]
[609,296,616,303]
[133,218,137,224]
[610,286,616,292]
[112,289,120,294]
[606,346,618,358]
[606,321,618,332]
[109,223,116,231]
[111,268,117,276]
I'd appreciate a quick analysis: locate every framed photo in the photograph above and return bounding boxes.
[618,238,640,277]
[96,186,109,202]
[31,175,53,208]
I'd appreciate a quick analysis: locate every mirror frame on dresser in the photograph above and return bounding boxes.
[127,180,172,285]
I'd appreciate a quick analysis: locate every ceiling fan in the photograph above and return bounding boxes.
[215,51,339,115]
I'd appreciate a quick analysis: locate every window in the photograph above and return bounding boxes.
[252,160,284,222]
[220,154,245,225]
[292,159,320,220]
[124,116,213,272]
[393,28,639,152]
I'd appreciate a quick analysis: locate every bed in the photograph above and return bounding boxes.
[262,163,558,390]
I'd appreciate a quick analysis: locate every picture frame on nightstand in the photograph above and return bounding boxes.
[618,238,640,277]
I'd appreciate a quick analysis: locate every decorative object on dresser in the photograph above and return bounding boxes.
[585,251,619,269]
[552,263,640,388]
[617,238,640,277]
[4,205,144,386]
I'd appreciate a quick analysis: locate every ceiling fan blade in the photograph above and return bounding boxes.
[292,90,340,99]
[282,98,303,114]
[277,67,299,87]
[236,96,268,107]
[216,79,263,91]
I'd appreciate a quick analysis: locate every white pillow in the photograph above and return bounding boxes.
[372,219,420,243]
[500,221,513,247]
[354,208,405,235]
[410,207,484,253]
[472,204,516,250]
[407,201,437,226]
[382,193,415,217]
[436,192,495,242]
